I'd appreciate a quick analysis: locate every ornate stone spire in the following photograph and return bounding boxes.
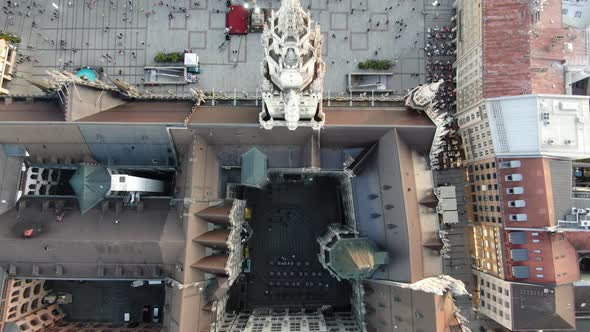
[405,79,443,110]
[259,0,325,130]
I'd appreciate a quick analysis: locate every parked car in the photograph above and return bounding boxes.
[142,305,151,323]
[152,305,161,323]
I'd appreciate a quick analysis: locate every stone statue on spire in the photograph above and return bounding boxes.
[259,0,325,130]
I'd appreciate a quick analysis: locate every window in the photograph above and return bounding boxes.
[119,176,126,183]
[536,274,544,278]
[575,11,582,18]
[533,249,541,254]
[504,289,509,296]
[504,300,510,308]
[535,267,544,271]
[532,239,540,243]
[532,232,539,236]
[562,8,568,15]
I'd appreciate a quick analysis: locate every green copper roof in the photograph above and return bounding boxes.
[69,165,111,214]
[328,238,386,279]
[241,148,268,187]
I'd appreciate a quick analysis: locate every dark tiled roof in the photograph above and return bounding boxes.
[512,283,576,331]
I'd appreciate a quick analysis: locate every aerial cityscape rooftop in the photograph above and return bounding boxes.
[0,0,589,332]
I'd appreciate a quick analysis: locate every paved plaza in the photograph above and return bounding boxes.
[1,0,453,96]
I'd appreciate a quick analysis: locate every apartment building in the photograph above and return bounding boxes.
[453,0,590,329]
[475,270,576,331]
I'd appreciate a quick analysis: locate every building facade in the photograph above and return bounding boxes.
[0,39,16,95]
[475,270,576,331]
[454,0,590,329]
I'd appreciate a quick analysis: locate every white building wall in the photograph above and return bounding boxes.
[109,174,165,193]
[458,105,495,163]
[562,0,590,29]
[476,271,513,330]
[455,46,483,115]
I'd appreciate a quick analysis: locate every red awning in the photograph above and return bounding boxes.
[226,5,249,35]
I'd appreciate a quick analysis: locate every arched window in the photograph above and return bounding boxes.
[20,302,28,314]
